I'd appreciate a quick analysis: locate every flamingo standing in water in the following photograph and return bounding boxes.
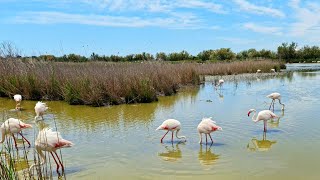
[156,119,186,143]
[29,128,73,174]
[247,109,278,132]
[270,69,276,73]
[0,118,32,147]
[13,94,22,110]
[267,92,285,111]
[215,79,224,89]
[34,101,48,121]
[256,69,261,73]
[197,117,222,144]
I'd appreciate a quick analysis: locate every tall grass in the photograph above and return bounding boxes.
[0,59,284,106]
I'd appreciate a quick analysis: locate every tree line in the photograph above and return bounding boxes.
[1,42,319,63]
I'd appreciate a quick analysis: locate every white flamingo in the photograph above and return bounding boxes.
[0,118,32,147]
[256,69,261,73]
[156,119,186,143]
[266,92,285,111]
[13,94,22,110]
[34,101,48,121]
[197,117,222,144]
[29,128,73,174]
[247,109,278,132]
[215,79,224,89]
[270,69,276,73]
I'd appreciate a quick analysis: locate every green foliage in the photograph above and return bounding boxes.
[277,42,298,62]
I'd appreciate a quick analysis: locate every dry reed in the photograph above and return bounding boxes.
[0,59,284,106]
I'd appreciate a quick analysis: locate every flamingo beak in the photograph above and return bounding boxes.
[247,111,251,117]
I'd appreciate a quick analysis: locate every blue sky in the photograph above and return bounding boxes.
[0,0,319,56]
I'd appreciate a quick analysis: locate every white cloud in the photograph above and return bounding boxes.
[81,0,225,14]
[243,22,282,35]
[288,0,320,39]
[11,11,203,29]
[234,0,285,18]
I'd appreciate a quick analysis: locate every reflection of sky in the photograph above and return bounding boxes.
[0,65,320,179]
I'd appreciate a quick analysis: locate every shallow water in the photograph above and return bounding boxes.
[0,64,320,179]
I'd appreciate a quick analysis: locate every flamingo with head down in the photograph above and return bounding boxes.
[29,127,73,174]
[266,92,285,111]
[34,101,48,121]
[197,117,222,144]
[0,118,32,148]
[156,119,186,143]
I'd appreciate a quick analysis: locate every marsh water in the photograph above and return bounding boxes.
[1,63,320,179]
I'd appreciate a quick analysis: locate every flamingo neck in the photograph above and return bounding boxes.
[29,147,46,173]
[176,130,186,140]
[251,110,258,122]
[279,99,285,110]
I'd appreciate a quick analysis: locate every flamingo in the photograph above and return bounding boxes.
[247,109,278,132]
[156,119,186,143]
[270,69,276,73]
[0,118,32,148]
[266,92,285,111]
[215,79,224,89]
[13,94,22,110]
[256,69,261,73]
[34,101,48,121]
[197,117,222,144]
[29,127,73,174]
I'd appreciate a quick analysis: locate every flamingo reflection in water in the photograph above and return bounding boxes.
[198,143,220,168]
[247,132,277,152]
[158,142,183,162]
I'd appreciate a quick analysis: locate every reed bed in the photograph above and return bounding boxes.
[0,59,284,106]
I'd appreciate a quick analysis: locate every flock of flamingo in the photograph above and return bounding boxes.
[156,79,285,144]
[0,73,284,175]
[0,95,73,175]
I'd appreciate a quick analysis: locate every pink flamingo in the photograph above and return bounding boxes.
[13,94,22,110]
[267,92,285,111]
[34,101,48,121]
[29,127,73,174]
[0,118,32,147]
[248,109,278,132]
[197,117,222,144]
[156,119,186,143]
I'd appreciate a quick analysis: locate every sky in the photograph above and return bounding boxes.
[1,0,320,57]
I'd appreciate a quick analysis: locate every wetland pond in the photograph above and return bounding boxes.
[1,63,320,179]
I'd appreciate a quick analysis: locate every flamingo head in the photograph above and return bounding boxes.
[247,109,255,116]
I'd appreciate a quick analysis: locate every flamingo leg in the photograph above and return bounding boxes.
[264,121,267,132]
[161,131,169,143]
[205,134,208,144]
[54,152,65,172]
[19,132,31,147]
[50,152,60,173]
[12,134,18,148]
[273,100,275,112]
[269,100,272,110]
[171,131,174,143]
[208,133,214,143]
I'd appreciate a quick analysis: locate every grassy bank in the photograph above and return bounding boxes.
[0,59,284,106]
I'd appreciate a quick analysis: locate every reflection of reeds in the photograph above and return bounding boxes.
[0,59,283,106]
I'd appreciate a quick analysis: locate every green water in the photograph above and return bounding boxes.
[1,64,320,179]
